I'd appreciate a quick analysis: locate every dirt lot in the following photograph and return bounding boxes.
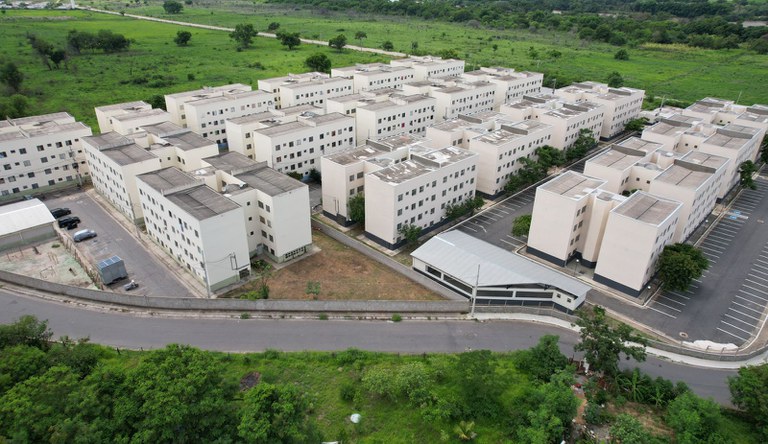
[0,238,95,289]
[232,231,443,301]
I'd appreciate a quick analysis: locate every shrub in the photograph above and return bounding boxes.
[318,313,328,320]
[240,313,251,319]
[391,314,402,322]
[339,382,356,402]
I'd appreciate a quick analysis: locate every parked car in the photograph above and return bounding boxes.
[65,221,79,230]
[123,280,139,291]
[58,216,80,228]
[73,229,97,242]
[50,208,71,218]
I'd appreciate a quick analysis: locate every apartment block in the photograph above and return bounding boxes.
[136,167,250,292]
[249,112,355,177]
[82,132,162,221]
[356,94,436,142]
[105,108,172,136]
[0,112,92,197]
[501,94,605,149]
[555,81,645,139]
[94,101,153,133]
[165,84,251,127]
[425,112,509,149]
[365,145,478,249]
[195,152,312,263]
[133,122,219,172]
[331,63,415,93]
[225,107,323,160]
[463,67,543,107]
[583,138,659,194]
[465,119,553,197]
[683,98,768,139]
[593,192,681,296]
[258,72,354,109]
[390,56,465,81]
[527,171,608,266]
[320,135,414,225]
[403,78,496,120]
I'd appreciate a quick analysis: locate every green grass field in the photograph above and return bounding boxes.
[79,1,768,106]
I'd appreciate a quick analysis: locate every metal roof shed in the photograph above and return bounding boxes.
[411,230,589,313]
[0,199,56,251]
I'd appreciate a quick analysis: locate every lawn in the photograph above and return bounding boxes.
[75,1,768,106]
[0,9,387,130]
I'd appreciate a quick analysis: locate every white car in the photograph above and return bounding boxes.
[73,229,97,242]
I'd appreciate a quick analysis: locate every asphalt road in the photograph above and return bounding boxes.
[45,193,194,297]
[0,289,737,405]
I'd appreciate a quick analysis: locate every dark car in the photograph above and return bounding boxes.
[65,221,79,230]
[50,208,71,218]
[58,216,80,228]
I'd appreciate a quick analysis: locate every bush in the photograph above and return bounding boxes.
[339,382,356,402]
[391,314,402,322]
[240,313,250,319]
[318,313,329,320]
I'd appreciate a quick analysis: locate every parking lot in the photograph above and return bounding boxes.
[645,176,768,345]
[46,191,196,298]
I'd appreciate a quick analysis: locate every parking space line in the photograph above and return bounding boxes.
[744,284,768,297]
[745,279,768,290]
[735,295,766,309]
[706,234,734,242]
[648,306,677,319]
[727,307,762,322]
[499,239,519,247]
[731,302,765,317]
[720,320,754,335]
[724,313,757,329]
[665,291,690,300]
[717,327,748,342]
[704,238,731,247]
[748,273,768,283]
[753,262,768,271]
[462,225,477,232]
[733,299,765,314]
[699,245,725,253]
[740,289,768,303]
[653,300,682,312]
[657,295,686,306]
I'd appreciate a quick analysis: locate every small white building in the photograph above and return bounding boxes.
[258,72,354,109]
[106,108,172,136]
[137,167,250,292]
[0,112,93,197]
[404,78,496,120]
[355,94,436,143]
[331,63,415,93]
[364,145,478,249]
[556,82,645,140]
[390,56,465,81]
[94,101,153,134]
[249,112,355,178]
[463,67,543,107]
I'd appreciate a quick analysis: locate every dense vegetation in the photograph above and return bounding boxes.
[0,315,764,442]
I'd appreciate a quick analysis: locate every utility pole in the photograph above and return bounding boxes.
[470,264,480,317]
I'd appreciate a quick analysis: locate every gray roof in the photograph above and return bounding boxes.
[138,167,199,193]
[102,144,157,166]
[412,231,590,298]
[82,132,133,150]
[236,166,306,196]
[0,199,55,237]
[203,151,259,172]
[166,185,241,220]
[163,132,215,151]
[539,171,605,199]
[612,191,681,225]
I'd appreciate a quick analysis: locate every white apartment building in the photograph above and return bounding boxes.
[593,192,681,296]
[106,108,172,136]
[683,98,768,140]
[528,171,608,266]
[501,94,605,149]
[425,111,510,149]
[331,63,415,93]
[403,79,496,120]
[165,84,252,127]
[82,132,162,221]
[249,112,355,177]
[196,152,312,263]
[465,119,553,197]
[136,167,250,292]
[321,135,414,225]
[390,56,465,81]
[556,81,645,139]
[463,67,543,107]
[648,152,728,242]
[355,94,436,142]
[364,145,478,249]
[94,101,153,133]
[258,72,354,109]
[0,112,92,197]
[583,138,660,194]
[134,122,219,172]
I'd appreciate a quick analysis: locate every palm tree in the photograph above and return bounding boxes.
[454,421,477,441]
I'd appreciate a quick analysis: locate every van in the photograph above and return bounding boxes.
[50,208,71,218]
[73,229,97,242]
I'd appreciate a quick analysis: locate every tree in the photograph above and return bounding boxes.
[607,71,624,87]
[230,23,258,49]
[267,22,280,32]
[0,94,30,119]
[666,392,724,444]
[0,315,52,351]
[535,145,565,170]
[610,414,651,443]
[516,375,579,443]
[658,243,708,292]
[624,117,648,132]
[304,53,331,73]
[329,34,347,52]
[174,30,191,46]
[238,383,320,443]
[399,224,422,245]
[381,40,394,51]
[354,31,367,43]
[96,30,131,53]
[516,334,569,382]
[454,421,477,441]
[457,350,504,418]
[49,48,67,69]
[112,344,238,443]
[348,193,365,225]
[146,94,167,110]
[614,49,630,60]
[0,345,50,393]
[277,32,301,50]
[252,259,273,299]
[574,306,647,378]
[0,63,23,93]
[729,364,768,439]
[162,0,183,14]
[512,214,532,237]
[411,41,419,52]
[567,128,597,161]
[740,160,758,189]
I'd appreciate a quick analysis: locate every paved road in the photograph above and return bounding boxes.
[0,289,738,405]
[643,176,768,345]
[45,193,194,298]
